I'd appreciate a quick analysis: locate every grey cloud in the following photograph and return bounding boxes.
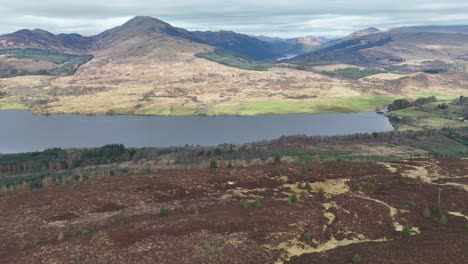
[0,0,467,37]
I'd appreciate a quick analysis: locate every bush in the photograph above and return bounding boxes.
[352,254,361,263]
[408,201,416,208]
[402,226,411,238]
[302,232,312,243]
[317,187,325,197]
[464,223,468,229]
[388,99,411,111]
[240,199,250,209]
[369,176,378,185]
[438,216,448,225]
[142,167,151,175]
[80,228,90,236]
[423,208,431,218]
[288,194,298,205]
[254,199,262,208]
[159,208,170,217]
[297,182,305,189]
[364,182,373,190]
[273,155,281,164]
[432,207,442,216]
[383,182,391,190]
[353,184,361,192]
[209,159,218,169]
[203,240,212,251]
[304,182,312,191]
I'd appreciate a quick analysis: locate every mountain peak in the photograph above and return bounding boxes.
[124,16,168,27]
[348,27,381,38]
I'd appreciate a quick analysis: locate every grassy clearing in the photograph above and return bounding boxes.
[409,134,468,156]
[0,99,27,110]
[390,100,467,130]
[204,95,398,115]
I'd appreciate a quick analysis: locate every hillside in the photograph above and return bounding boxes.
[290,29,468,72]
[0,17,466,115]
[0,129,467,263]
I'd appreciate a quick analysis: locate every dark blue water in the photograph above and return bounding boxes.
[0,110,393,154]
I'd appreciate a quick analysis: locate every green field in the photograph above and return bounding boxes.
[389,99,467,130]
[203,95,398,115]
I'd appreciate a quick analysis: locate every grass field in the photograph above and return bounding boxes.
[0,99,27,110]
[389,100,467,131]
[202,95,398,115]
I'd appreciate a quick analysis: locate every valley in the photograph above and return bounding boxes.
[0,16,466,116]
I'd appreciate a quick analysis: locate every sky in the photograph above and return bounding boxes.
[0,1,468,38]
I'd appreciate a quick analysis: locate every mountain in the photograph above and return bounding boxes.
[0,16,279,61]
[190,30,277,60]
[290,28,468,72]
[254,34,326,55]
[0,29,92,53]
[347,27,380,38]
[0,17,467,116]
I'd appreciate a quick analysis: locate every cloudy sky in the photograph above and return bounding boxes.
[1,0,468,38]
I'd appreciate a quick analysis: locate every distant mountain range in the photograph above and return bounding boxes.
[0,16,467,116]
[0,16,313,60]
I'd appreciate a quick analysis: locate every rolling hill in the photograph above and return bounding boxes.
[290,27,468,72]
[0,16,466,116]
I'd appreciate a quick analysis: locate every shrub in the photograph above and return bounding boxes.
[364,182,373,190]
[369,176,378,185]
[227,161,233,169]
[401,226,411,238]
[304,182,312,191]
[383,182,391,190]
[240,199,250,209]
[203,240,212,251]
[80,228,90,236]
[352,254,361,263]
[452,186,462,192]
[317,187,325,197]
[209,159,218,169]
[279,178,287,185]
[159,208,170,217]
[273,155,281,164]
[214,247,222,255]
[288,194,298,205]
[388,99,411,111]
[297,182,305,189]
[423,208,431,218]
[142,167,151,175]
[432,207,442,216]
[408,201,416,208]
[302,232,312,243]
[119,167,130,174]
[438,216,448,225]
[353,184,361,192]
[254,199,262,208]
[403,179,413,186]
[464,223,468,229]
